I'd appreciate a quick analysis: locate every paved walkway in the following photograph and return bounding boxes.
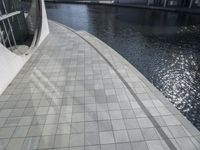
[0,20,200,150]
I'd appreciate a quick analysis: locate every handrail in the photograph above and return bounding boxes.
[0,11,20,21]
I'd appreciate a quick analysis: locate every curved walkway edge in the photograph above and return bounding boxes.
[53,20,200,149]
[0,20,199,150]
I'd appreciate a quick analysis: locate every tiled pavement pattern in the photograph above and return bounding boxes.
[0,20,200,150]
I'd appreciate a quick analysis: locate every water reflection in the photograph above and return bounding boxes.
[46,3,200,130]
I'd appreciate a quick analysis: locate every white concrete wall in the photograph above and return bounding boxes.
[37,0,49,46]
[0,44,28,95]
[26,0,49,46]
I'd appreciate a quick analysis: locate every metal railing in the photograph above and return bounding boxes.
[0,0,49,52]
[0,0,17,50]
[0,0,29,50]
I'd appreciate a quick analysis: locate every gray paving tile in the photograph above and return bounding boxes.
[38,135,55,149]
[60,105,73,114]
[4,117,20,126]
[54,134,70,148]
[157,107,171,116]
[109,111,123,119]
[160,138,181,150]
[71,122,84,133]
[18,116,33,126]
[98,120,113,131]
[142,128,160,140]
[6,138,25,150]
[0,139,9,150]
[70,133,84,147]
[168,125,188,138]
[101,144,116,150]
[105,89,116,96]
[0,118,6,127]
[45,114,59,124]
[121,110,136,119]
[12,126,29,137]
[137,118,154,128]
[97,104,108,111]
[131,141,149,150]
[85,145,100,150]
[42,124,57,135]
[124,118,140,129]
[36,107,49,115]
[153,116,167,127]
[85,104,96,112]
[85,121,98,133]
[116,143,132,150]
[57,123,71,134]
[0,127,15,138]
[27,125,44,137]
[131,102,141,109]
[22,137,40,150]
[97,112,110,120]
[32,115,47,125]
[85,132,100,145]
[112,119,126,130]
[23,108,35,116]
[108,103,120,110]
[100,131,115,144]
[53,148,69,150]
[146,140,165,150]
[128,129,144,142]
[114,130,130,143]
[176,137,196,150]
[163,115,181,126]
[85,112,98,121]
[190,137,200,149]
[59,114,72,123]
[70,147,84,150]
[48,106,61,115]
[10,108,24,117]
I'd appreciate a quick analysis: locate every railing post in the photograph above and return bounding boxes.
[1,0,17,49]
[164,0,167,8]
[189,0,194,8]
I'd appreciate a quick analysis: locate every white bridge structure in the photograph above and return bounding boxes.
[0,0,49,94]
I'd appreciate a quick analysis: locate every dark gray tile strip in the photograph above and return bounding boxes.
[51,21,178,150]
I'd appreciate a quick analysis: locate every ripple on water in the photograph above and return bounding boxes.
[46,3,200,130]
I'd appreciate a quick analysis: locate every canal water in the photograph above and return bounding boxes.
[45,3,200,130]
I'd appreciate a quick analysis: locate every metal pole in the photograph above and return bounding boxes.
[164,0,167,7]
[12,0,21,30]
[0,10,12,47]
[147,0,149,5]
[2,0,17,49]
[189,0,194,8]
[0,27,6,46]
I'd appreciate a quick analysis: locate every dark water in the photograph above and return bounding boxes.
[46,3,200,130]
